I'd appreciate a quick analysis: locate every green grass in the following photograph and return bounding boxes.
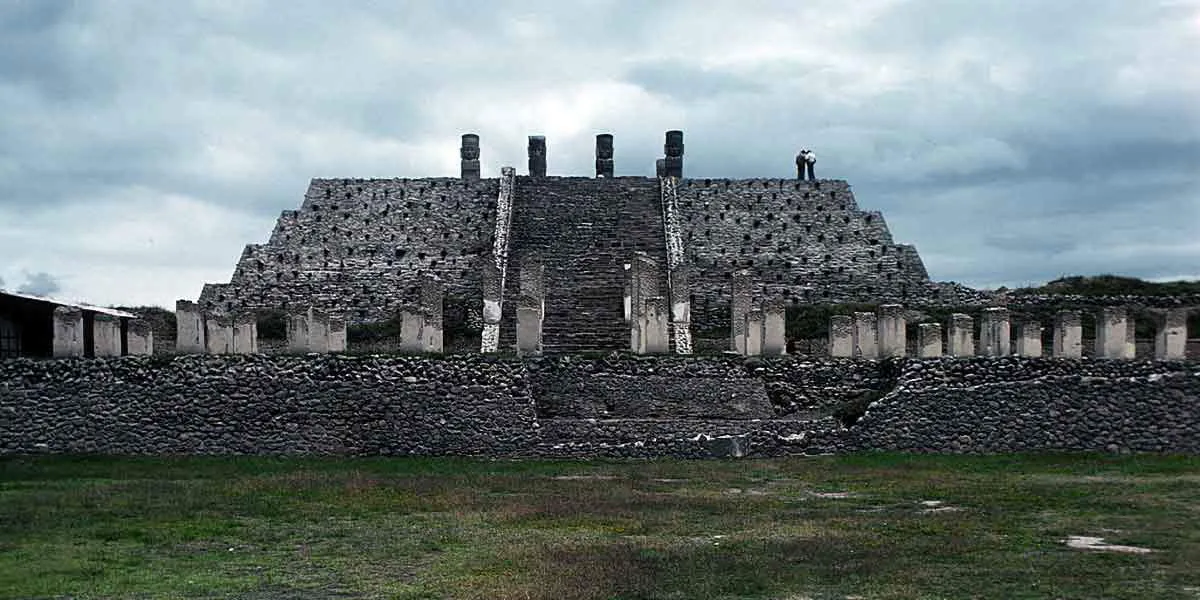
[2,454,1199,599]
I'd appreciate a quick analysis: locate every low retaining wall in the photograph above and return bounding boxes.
[1,354,1197,457]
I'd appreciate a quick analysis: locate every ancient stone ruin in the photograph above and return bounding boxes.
[194,130,972,354]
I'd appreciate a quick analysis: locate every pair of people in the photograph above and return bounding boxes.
[796,149,817,181]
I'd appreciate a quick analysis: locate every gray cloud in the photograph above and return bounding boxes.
[17,272,63,297]
[0,0,1197,307]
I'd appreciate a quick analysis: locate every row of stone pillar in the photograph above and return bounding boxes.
[828,306,1190,360]
[729,271,787,356]
[51,306,153,358]
[175,301,345,355]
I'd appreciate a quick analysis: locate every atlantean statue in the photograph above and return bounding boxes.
[528,136,547,177]
[663,130,684,178]
[595,133,614,178]
[460,133,480,180]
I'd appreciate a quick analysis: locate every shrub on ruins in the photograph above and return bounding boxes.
[1013,274,1200,297]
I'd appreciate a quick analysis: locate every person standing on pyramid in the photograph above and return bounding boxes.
[804,148,817,181]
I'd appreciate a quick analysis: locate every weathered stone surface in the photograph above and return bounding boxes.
[126,321,154,356]
[52,307,84,358]
[175,300,206,354]
[1054,311,1083,358]
[917,323,942,358]
[877,304,905,358]
[829,315,853,357]
[852,312,878,359]
[2,355,1196,458]
[762,300,787,356]
[947,313,974,357]
[744,308,764,357]
[1154,309,1188,360]
[731,270,754,354]
[1016,323,1043,357]
[1096,307,1131,359]
[979,307,1011,357]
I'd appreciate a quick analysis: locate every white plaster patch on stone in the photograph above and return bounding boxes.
[1154,308,1188,360]
[810,491,856,499]
[778,432,807,442]
[917,322,942,357]
[1054,310,1083,358]
[1096,307,1130,359]
[126,321,154,356]
[947,313,975,357]
[877,304,906,358]
[829,315,854,357]
[1063,536,1154,554]
[175,300,206,354]
[1016,322,1043,357]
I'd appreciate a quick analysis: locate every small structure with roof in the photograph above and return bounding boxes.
[0,290,152,359]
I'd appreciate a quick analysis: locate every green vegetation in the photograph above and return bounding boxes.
[1011,275,1200,297]
[2,454,1198,599]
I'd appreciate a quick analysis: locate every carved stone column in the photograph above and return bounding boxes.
[528,136,546,177]
[460,133,480,180]
[595,133,613,178]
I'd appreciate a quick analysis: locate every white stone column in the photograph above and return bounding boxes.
[917,323,942,358]
[762,300,787,356]
[947,313,975,357]
[328,318,347,353]
[641,296,670,354]
[1154,308,1188,360]
[516,294,542,357]
[1053,311,1083,358]
[1095,307,1129,359]
[286,310,311,353]
[175,300,206,354]
[232,313,258,354]
[979,307,1011,357]
[877,304,906,358]
[52,307,84,358]
[399,308,425,353]
[829,315,853,358]
[744,308,764,357]
[852,312,878,359]
[204,314,233,354]
[127,320,154,356]
[1016,322,1043,357]
[730,269,753,354]
[92,314,122,357]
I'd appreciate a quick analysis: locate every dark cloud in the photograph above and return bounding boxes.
[17,272,62,297]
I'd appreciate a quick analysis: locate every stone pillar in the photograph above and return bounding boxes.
[595,133,614,178]
[1153,308,1188,360]
[655,158,666,178]
[762,300,787,356]
[90,314,121,357]
[527,135,546,177]
[744,308,764,356]
[852,312,878,359]
[175,300,206,354]
[1013,323,1042,357]
[979,307,1011,357]
[328,318,347,353]
[126,320,154,356]
[730,270,753,354]
[1095,307,1129,359]
[204,314,234,355]
[1125,316,1137,360]
[481,258,503,353]
[1053,311,1083,358]
[399,308,425,353]
[623,263,633,323]
[669,267,693,355]
[946,313,975,357]
[516,294,543,357]
[630,253,661,352]
[640,297,670,354]
[877,304,906,358]
[232,313,258,355]
[286,310,311,353]
[663,130,684,178]
[460,133,480,180]
[419,275,445,353]
[520,256,545,324]
[917,323,942,358]
[308,309,330,353]
[829,315,853,357]
[52,306,84,357]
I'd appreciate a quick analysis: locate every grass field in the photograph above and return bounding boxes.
[1,454,1198,599]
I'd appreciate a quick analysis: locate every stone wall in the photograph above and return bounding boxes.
[676,179,937,316]
[200,177,499,322]
[5,354,1196,458]
[849,357,1200,453]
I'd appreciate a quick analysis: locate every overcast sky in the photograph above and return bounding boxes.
[1,0,1198,308]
